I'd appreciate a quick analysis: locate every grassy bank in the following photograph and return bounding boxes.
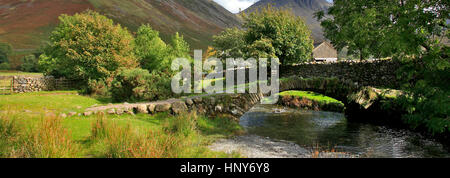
[278,91,343,104]
[278,90,345,112]
[0,91,243,158]
[0,71,43,77]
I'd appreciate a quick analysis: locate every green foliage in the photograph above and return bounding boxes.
[135,24,169,72]
[0,42,12,64]
[316,0,449,60]
[317,0,449,134]
[20,55,39,72]
[39,10,139,85]
[110,68,173,102]
[135,25,191,75]
[243,5,313,64]
[0,63,10,70]
[87,79,110,97]
[214,5,314,65]
[396,45,450,134]
[169,32,191,60]
[213,28,246,59]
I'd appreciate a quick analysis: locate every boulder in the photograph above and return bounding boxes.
[215,105,223,112]
[107,109,116,115]
[67,112,77,117]
[83,111,93,116]
[172,101,188,114]
[193,97,203,104]
[115,108,125,115]
[155,103,172,112]
[148,104,156,113]
[136,104,148,114]
[185,98,194,106]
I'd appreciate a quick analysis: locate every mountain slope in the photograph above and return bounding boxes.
[243,0,332,43]
[0,0,241,50]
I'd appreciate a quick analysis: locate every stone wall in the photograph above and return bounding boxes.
[12,76,72,93]
[12,76,56,93]
[281,59,402,88]
[83,92,264,120]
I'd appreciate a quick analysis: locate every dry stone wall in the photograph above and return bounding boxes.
[12,76,72,93]
[281,59,402,88]
[83,93,265,120]
[13,76,56,93]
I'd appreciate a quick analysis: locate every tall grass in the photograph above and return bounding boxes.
[1,111,242,158]
[89,113,206,158]
[0,113,79,158]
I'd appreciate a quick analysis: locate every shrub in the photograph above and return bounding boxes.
[135,24,169,72]
[87,79,110,96]
[0,42,12,64]
[39,10,138,86]
[110,68,173,102]
[0,62,10,70]
[20,55,39,72]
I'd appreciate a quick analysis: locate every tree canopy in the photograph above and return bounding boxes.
[214,6,314,65]
[316,0,449,60]
[39,10,139,84]
[317,0,450,134]
[135,24,168,72]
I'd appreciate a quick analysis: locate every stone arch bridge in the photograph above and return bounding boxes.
[84,60,401,120]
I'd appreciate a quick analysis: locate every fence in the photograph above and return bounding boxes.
[0,76,78,93]
[0,76,13,95]
[55,78,75,90]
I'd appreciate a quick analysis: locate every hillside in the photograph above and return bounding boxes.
[243,0,332,43]
[0,0,241,50]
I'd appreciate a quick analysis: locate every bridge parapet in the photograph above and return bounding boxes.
[281,59,401,89]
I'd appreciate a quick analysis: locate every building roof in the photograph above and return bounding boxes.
[313,42,338,59]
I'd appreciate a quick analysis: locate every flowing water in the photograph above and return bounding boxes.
[237,104,450,158]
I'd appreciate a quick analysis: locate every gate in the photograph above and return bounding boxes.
[0,76,12,95]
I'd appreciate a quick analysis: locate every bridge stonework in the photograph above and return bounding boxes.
[83,78,362,119]
[82,60,401,120]
[281,59,402,89]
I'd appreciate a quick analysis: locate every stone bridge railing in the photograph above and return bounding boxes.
[281,59,402,89]
[82,77,360,119]
[81,60,401,120]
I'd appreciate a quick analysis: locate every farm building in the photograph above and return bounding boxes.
[312,42,338,63]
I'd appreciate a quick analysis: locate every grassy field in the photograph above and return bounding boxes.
[0,71,43,77]
[0,91,242,158]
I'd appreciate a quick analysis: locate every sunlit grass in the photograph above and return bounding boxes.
[0,91,243,158]
[278,90,343,105]
[0,71,43,76]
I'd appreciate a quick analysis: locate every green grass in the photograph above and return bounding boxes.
[0,71,43,77]
[0,91,100,113]
[278,90,344,105]
[0,91,243,158]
